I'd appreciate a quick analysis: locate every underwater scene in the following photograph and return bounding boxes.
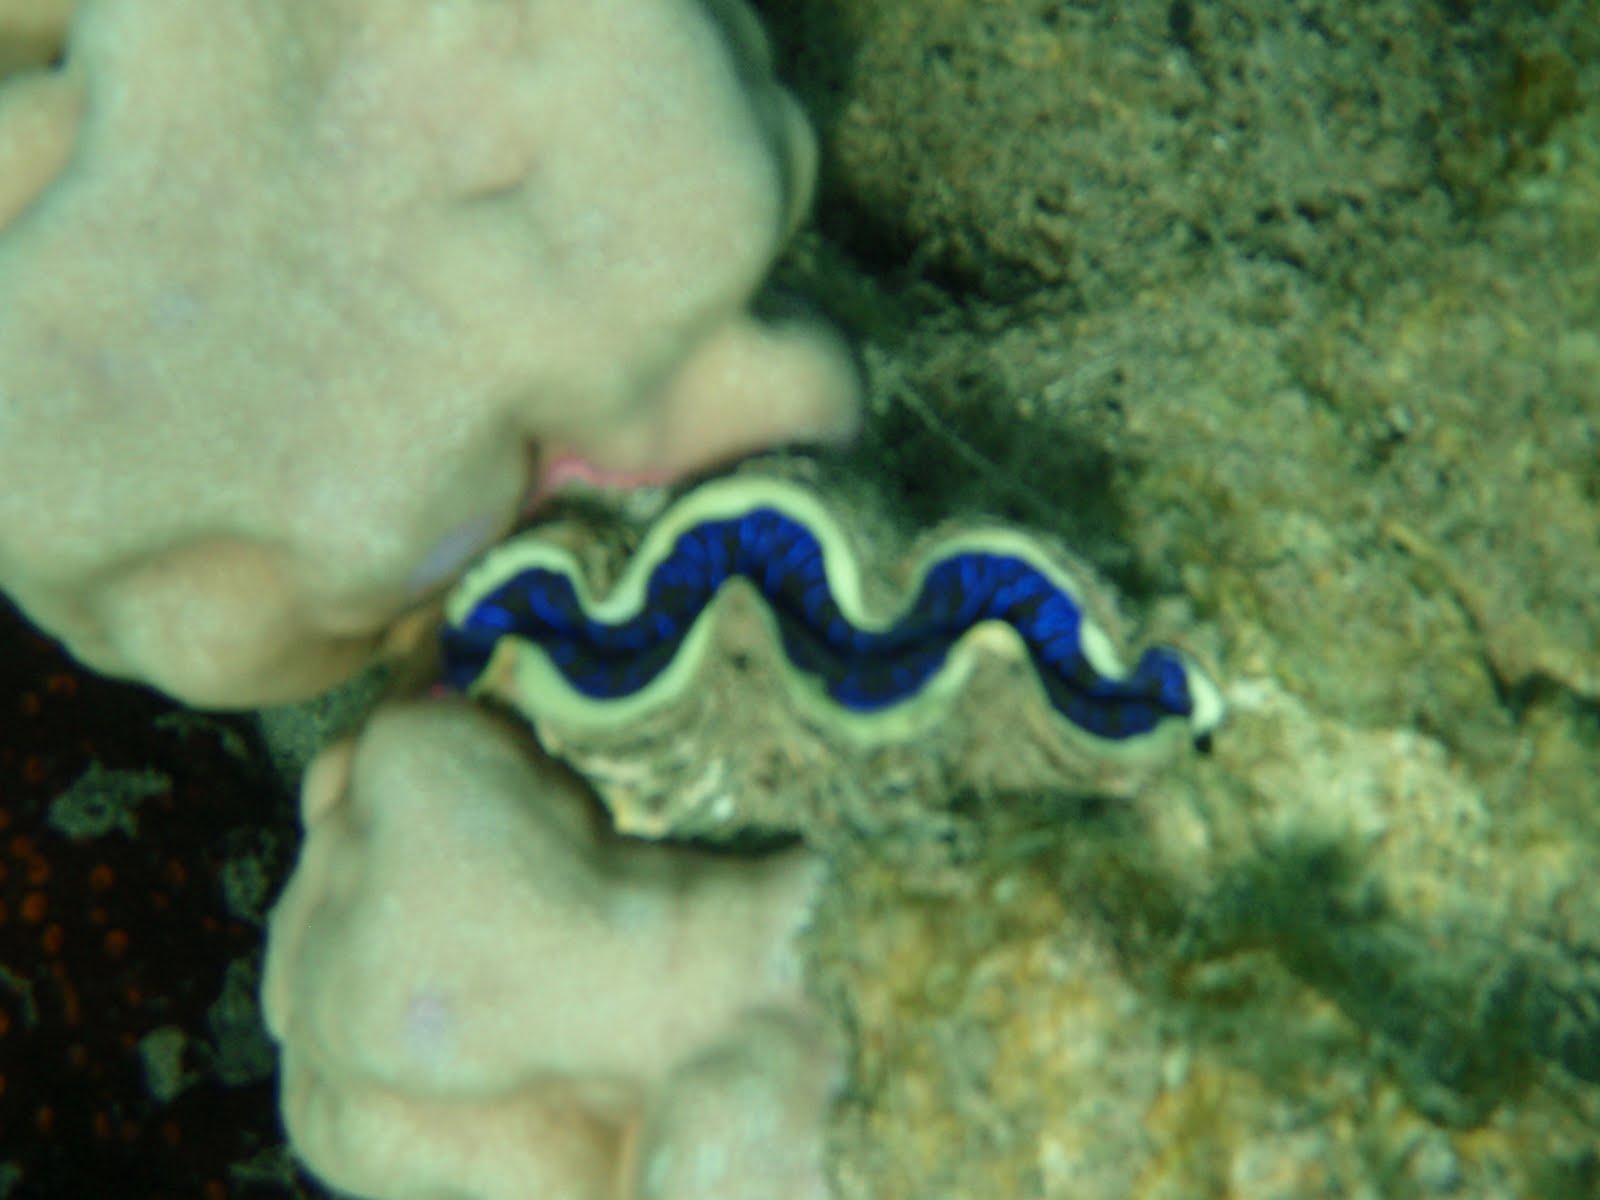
[2,1,1598,1197]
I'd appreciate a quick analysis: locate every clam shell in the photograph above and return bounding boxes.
[443,474,1221,838]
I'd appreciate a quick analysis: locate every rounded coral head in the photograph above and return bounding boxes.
[0,0,858,708]
[263,697,837,1199]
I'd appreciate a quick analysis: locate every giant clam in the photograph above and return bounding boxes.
[440,470,1222,837]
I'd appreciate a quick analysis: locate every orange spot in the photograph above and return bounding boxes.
[0,808,8,829]
[0,1072,6,1096]
[19,692,41,716]
[40,923,64,955]
[161,1119,181,1147]
[88,863,115,891]
[8,833,36,860]
[162,859,189,887]
[58,977,82,1027]
[0,898,9,924]
[125,985,144,1008]
[46,672,77,695]
[20,892,46,923]
[93,1110,113,1140]
[21,755,48,784]
[0,1010,10,1036]
[36,1105,55,1135]
[26,856,49,886]
[204,1180,228,1200]
[148,891,171,912]
[104,929,131,959]
[89,905,109,926]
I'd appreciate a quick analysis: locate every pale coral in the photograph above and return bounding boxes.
[0,0,858,706]
[262,699,839,1200]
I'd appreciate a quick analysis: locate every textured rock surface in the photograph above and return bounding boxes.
[751,0,1600,1195]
